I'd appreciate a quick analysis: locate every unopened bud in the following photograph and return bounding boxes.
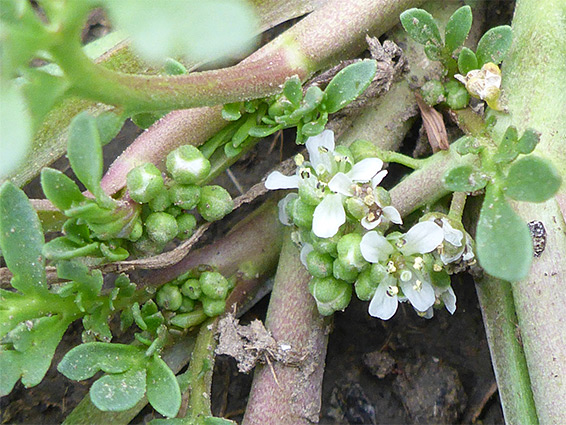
[176,213,197,240]
[197,185,234,222]
[166,145,211,184]
[156,284,183,311]
[306,250,334,278]
[127,163,164,203]
[145,212,178,245]
[309,276,352,316]
[200,271,230,300]
[169,183,201,210]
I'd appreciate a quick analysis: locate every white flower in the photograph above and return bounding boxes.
[305,129,338,177]
[398,267,435,312]
[360,231,395,263]
[265,171,300,190]
[329,159,401,230]
[423,285,457,319]
[312,193,345,238]
[368,275,399,320]
[398,221,444,256]
[277,193,298,225]
[428,217,475,265]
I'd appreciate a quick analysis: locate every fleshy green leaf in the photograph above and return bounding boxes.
[476,185,532,282]
[90,367,147,411]
[476,25,513,66]
[67,112,103,196]
[445,6,473,53]
[58,342,142,381]
[0,82,32,180]
[283,75,302,106]
[221,102,242,121]
[0,182,46,293]
[163,58,188,75]
[95,112,125,146]
[104,0,258,64]
[56,260,104,298]
[457,47,478,75]
[43,237,100,260]
[40,168,85,210]
[493,125,519,164]
[131,112,164,129]
[248,124,281,138]
[323,60,377,114]
[504,156,562,203]
[517,128,540,154]
[286,86,324,121]
[400,8,443,47]
[443,165,489,192]
[146,356,182,418]
[0,314,69,396]
[21,70,69,131]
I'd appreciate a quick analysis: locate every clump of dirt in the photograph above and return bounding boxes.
[216,313,303,374]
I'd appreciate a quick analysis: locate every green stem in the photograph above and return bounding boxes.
[183,318,217,422]
[475,275,538,425]
[378,149,424,169]
[448,192,467,221]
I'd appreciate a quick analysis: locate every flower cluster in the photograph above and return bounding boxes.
[265,131,475,320]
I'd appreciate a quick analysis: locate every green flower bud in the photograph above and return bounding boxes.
[311,231,340,256]
[128,218,143,242]
[420,80,445,106]
[333,258,359,283]
[337,233,365,270]
[145,212,178,245]
[169,183,201,210]
[345,197,368,220]
[298,180,323,206]
[166,145,211,184]
[197,185,234,222]
[306,250,334,278]
[200,271,230,300]
[166,205,183,217]
[169,309,205,329]
[309,276,352,316]
[354,269,379,301]
[177,297,196,313]
[177,213,197,240]
[373,186,391,206]
[181,278,201,300]
[349,140,379,163]
[148,190,172,212]
[126,163,164,203]
[370,262,388,282]
[131,233,165,256]
[292,197,315,229]
[156,284,183,311]
[446,83,470,110]
[201,296,226,317]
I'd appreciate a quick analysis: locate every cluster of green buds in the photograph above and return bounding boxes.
[155,269,235,329]
[266,130,476,319]
[400,6,512,112]
[199,59,378,161]
[126,144,234,255]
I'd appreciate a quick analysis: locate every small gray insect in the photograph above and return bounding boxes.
[528,220,546,257]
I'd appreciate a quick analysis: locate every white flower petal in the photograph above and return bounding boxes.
[401,221,444,256]
[441,219,463,247]
[312,193,345,238]
[277,193,298,226]
[265,171,300,190]
[421,307,434,319]
[371,170,388,187]
[368,280,398,320]
[360,231,394,263]
[328,172,354,196]
[305,130,335,170]
[399,278,435,312]
[382,206,402,225]
[300,243,314,268]
[454,74,467,85]
[361,216,381,230]
[440,246,465,264]
[346,158,383,182]
[442,286,457,314]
